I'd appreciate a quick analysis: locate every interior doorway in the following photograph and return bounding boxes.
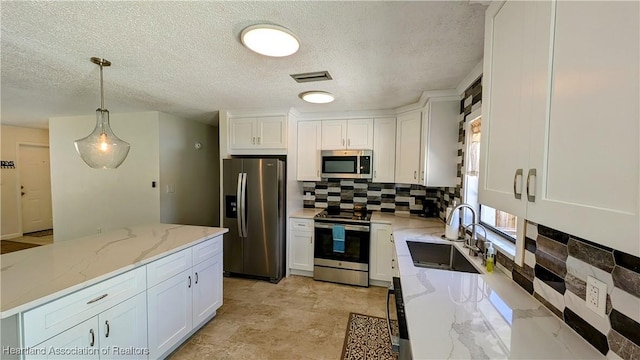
[18,143,53,234]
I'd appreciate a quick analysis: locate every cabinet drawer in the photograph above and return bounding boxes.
[147,248,192,288]
[22,266,146,347]
[192,236,222,265]
[291,218,313,231]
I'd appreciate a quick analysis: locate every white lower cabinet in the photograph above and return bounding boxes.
[25,292,148,360]
[369,224,393,282]
[147,238,224,358]
[289,218,314,273]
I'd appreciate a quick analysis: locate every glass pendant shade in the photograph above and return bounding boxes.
[74,109,130,169]
[75,57,130,169]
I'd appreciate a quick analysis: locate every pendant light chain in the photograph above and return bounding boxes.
[99,62,105,110]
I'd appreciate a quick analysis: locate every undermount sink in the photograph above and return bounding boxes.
[406,241,480,274]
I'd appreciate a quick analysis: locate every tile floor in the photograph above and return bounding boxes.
[169,275,388,360]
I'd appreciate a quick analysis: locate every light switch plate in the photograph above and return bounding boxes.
[586,276,607,317]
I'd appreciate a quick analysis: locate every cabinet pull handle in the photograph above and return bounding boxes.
[87,293,108,304]
[252,137,255,144]
[348,139,350,146]
[513,169,523,199]
[105,320,110,338]
[342,139,345,146]
[421,170,425,181]
[526,169,537,202]
[188,275,192,288]
[257,136,261,144]
[413,171,417,179]
[89,329,95,347]
[317,169,320,177]
[195,272,199,284]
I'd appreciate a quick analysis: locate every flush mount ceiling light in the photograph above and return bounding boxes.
[241,24,300,57]
[74,57,130,169]
[299,91,335,104]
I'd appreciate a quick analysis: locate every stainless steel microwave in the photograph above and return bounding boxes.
[321,150,372,179]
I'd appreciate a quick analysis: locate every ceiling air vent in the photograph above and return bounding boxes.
[290,71,332,83]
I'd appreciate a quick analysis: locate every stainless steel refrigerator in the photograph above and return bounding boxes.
[222,158,285,283]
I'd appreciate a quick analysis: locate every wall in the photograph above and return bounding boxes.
[301,180,439,216]
[0,125,50,238]
[49,112,161,241]
[158,113,219,226]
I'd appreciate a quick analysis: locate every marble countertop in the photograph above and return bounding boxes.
[289,208,323,219]
[0,223,228,319]
[379,215,604,359]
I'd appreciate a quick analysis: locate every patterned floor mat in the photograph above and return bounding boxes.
[341,312,398,360]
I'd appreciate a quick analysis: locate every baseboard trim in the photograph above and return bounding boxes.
[289,269,313,277]
[1,233,22,240]
[369,279,391,288]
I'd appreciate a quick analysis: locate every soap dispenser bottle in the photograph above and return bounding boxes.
[486,243,495,273]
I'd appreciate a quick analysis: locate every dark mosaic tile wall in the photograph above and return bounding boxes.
[301,180,439,216]
[495,222,640,359]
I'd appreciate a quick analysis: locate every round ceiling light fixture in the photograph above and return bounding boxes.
[299,91,335,104]
[241,24,300,57]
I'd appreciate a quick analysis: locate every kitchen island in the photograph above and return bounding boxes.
[371,213,604,359]
[1,223,228,359]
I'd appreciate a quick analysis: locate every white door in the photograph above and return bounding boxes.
[370,224,393,282]
[147,270,193,359]
[526,1,640,256]
[257,116,286,149]
[296,122,321,181]
[478,1,529,217]
[192,254,222,327]
[372,118,396,183]
[395,112,422,184]
[25,317,100,360]
[19,144,53,233]
[346,119,374,149]
[321,120,347,150]
[99,292,148,360]
[290,230,314,271]
[229,118,256,149]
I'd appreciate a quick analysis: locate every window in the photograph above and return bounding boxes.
[462,109,517,242]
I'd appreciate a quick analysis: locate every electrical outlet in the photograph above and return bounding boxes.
[586,276,607,317]
[305,192,312,200]
[97,228,102,235]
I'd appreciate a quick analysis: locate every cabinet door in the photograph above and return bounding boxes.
[372,118,396,183]
[395,112,422,184]
[99,292,148,360]
[192,253,223,327]
[346,119,374,149]
[297,121,321,181]
[229,118,256,149]
[527,1,640,256]
[321,120,347,150]
[257,116,286,149]
[290,230,314,272]
[25,317,100,360]
[479,1,529,217]
[422,100,459,187]
[369,224,393,282]
[147,270,193,359]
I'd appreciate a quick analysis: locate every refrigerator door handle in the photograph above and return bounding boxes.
[236,173,243,238]
[241,173,248,237]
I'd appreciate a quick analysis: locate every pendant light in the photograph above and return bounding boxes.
[74,57,130,169]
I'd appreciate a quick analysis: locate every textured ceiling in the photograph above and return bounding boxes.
[1,1,486,128]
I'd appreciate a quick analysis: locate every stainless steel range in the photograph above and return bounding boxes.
[313,209,372,287]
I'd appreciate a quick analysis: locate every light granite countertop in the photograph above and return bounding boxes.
[289,208,323,219]
[372,213,604,359]
[0,223,228,319]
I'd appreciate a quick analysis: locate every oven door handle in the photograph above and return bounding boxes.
[314,222,370,232]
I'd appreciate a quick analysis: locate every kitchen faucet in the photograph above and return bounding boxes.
[445,203,486,256]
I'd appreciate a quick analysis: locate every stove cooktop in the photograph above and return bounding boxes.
[314,209,372,222]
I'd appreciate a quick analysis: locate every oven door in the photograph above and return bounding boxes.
[313,222,370,267]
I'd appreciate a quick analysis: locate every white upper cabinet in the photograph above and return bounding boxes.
[481,0,639,255]
[297,121,322,181]
[229,116,287,152]
[395,112,422,184]
[420,100,459,187]
[321,119,373,150]
[372,117,396,183]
